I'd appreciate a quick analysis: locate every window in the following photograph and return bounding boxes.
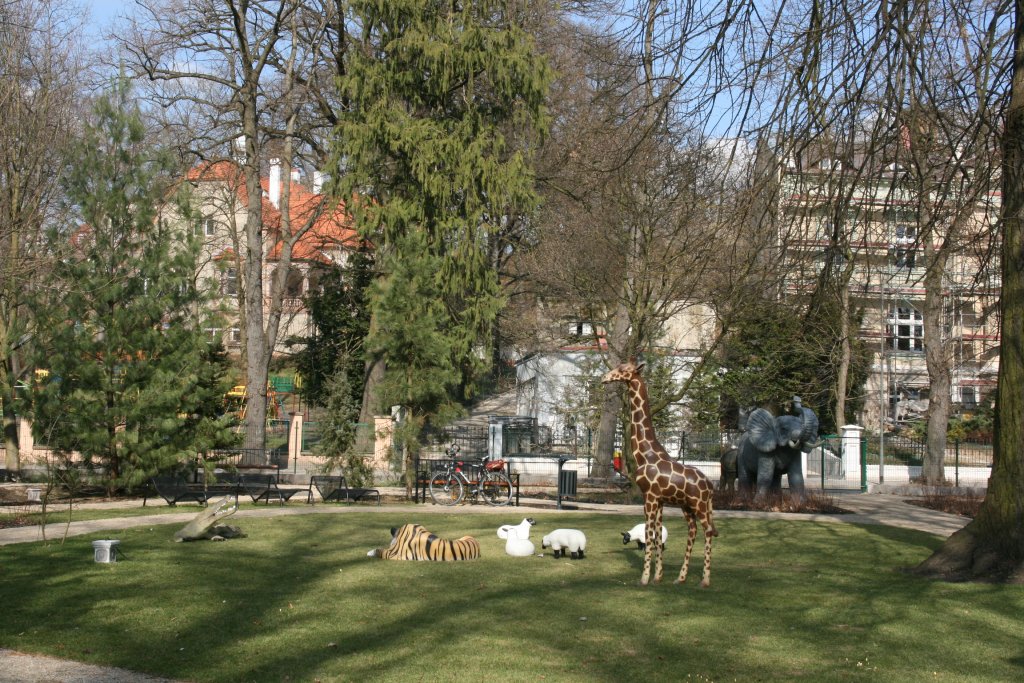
[196,216,216,237]
[222,268,238,296]
[285,271,304,298]
[886,306,924,352]
[960,387,978,408]
[228,328,242,347]
[887,224,917,269]
[892,248,916,269]
[893,225,916,244]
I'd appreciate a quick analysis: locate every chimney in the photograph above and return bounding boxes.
[268,158,281,208]
[232,135,246,162]
[313,171,325,194]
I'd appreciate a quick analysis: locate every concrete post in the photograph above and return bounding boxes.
[840,424,864,482]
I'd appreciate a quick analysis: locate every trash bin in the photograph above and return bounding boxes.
[92,540,121,563]
[558,469,578,498]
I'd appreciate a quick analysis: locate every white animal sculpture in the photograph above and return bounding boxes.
[622,522,668,551]
[505,527,536,557]
[542,528,587,559]
[498,517,535,540]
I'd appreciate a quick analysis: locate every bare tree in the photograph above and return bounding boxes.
[120,0,347,448]
[520,20,773,476]
[886,2,1005,484]
[0,0,83,474]
[915,0,1024,580]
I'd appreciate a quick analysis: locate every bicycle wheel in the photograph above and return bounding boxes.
[429,472,464,506]
[480,470,512,506]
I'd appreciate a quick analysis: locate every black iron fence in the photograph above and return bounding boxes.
[865,433,992,487]
[205,448,288,470]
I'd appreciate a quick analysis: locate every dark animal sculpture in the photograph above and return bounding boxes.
[718,443,738,491]
[736,397,819,502]
[602,360,717,587]
[368,523,481,561]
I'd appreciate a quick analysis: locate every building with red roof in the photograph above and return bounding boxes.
[181,158,361,355]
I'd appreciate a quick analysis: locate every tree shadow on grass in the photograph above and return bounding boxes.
[1,512,1021,682]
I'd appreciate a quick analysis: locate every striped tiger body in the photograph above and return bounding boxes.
[370,523,481,561]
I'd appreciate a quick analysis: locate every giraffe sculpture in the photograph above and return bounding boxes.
[602,360,718,586]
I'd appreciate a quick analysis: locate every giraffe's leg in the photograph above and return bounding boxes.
[640,497,657,586]
[699,503,714,588]
[652,505,665,584]
[676,510,697,584]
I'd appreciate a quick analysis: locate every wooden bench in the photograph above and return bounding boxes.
[237,473,305,505]
[309,475,380,505]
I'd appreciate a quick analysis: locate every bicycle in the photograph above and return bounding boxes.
[428,444,513,506]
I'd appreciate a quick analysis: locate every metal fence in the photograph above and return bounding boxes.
[206,448,288,470]
[424,425,489,459]
[865,434,992,487]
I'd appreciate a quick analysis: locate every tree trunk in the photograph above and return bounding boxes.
[921,244,952,485]
[914,2,1024,581]
[594,300,633,480]
[595,382,621,479]
[358,305,387,435]
[1,359,18,474]
[834,278,851,427]
[240,104,268,450]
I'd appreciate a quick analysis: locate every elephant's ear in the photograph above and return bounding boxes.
[746,408,779,453]
[799,407,819,448]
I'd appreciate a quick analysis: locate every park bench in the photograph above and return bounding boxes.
[146,475,211,507]
[145,473,240,507]
[309,475,380,505]
[237,473,305,505]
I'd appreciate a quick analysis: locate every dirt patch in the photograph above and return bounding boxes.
[905,492,984,518]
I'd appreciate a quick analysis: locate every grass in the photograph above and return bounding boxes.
[1,512,1023,682]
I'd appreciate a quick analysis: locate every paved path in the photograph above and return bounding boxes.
[0,491,970,682]
[0,489,970,546]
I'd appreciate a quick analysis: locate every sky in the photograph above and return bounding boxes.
[80,0,134,34]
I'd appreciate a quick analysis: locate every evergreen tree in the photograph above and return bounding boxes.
[27,81,234,493]
[294,247,373,409]
[329,0,550,485]
[311,365,373,488]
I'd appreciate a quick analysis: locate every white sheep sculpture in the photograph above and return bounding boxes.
[497,517,535,540]
[541,528,587,559]
[621,522,668,551]
[504,527,536,557]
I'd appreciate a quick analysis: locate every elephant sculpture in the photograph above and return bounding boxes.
[736,398,819,501]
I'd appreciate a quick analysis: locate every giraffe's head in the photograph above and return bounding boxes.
[601,360,645,385]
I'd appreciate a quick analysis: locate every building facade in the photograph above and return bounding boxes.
[769,156,1001,431]
[181,159,359,356]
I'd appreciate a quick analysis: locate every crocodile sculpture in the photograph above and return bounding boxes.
[173,496,246,542]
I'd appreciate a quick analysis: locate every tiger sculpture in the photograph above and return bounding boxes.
[367,523,481,561]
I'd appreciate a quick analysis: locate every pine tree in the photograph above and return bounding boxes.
[312,366,373,488]
[27,81,235,493]
[329,0,550,484]
[294,247,374,409]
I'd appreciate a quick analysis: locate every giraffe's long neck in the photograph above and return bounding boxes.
[627,377,663,466]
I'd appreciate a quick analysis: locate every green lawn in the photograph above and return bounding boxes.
[1,512,1021,682]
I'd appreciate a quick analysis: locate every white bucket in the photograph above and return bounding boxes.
[92,539,121,563]
[26,488,41,502]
